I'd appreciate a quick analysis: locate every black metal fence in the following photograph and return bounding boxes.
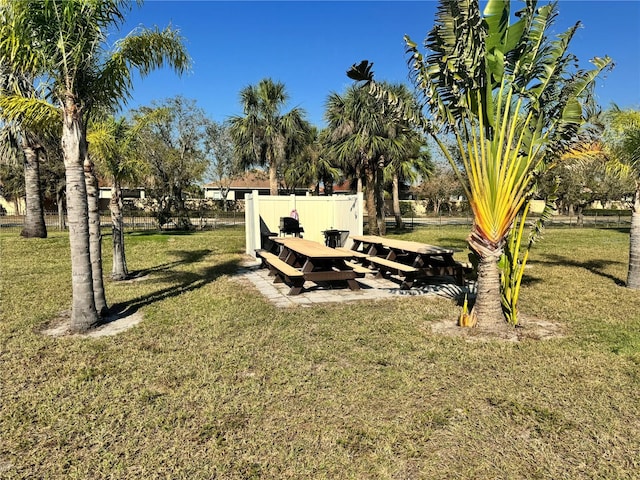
[1,209,631,234]
[0,210,244,234]
[389,211,633,229]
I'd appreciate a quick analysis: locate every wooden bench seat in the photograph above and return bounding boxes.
[345,260,374,277]
[366,256,418,274]
[255,250,305,295]
[365,256,418,289]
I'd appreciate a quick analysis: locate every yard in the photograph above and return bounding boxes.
[1,225,639,479]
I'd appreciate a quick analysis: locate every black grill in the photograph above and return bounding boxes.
[279,217,304,236]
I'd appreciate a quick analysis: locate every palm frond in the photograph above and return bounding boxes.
[96,26,191,110]
[0,94,60,131]
[0,124,23,165]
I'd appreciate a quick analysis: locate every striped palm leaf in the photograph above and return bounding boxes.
[348,0,611,328]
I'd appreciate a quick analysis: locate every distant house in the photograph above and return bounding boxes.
[203,171,348,200]
[319,179,354,195]
[98,186,146,210]
[203,171,271,201]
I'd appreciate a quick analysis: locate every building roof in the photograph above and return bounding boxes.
[205,171,355,194]
[317,179,354,194]
[204,171,270,190]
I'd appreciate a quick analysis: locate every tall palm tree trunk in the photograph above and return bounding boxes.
[356,162,363,193]
[375,163,386,235]
[364,161,378,235]
[269,162,278,196]
[56,186,65,231]
[62,102,99,333]
[392,172,403,229]
[20,142,47,238]
[110,182,128,280]
[472,253,505,328]
[627,183,640,289]
[56,184,66,232]
[84,157,108,315]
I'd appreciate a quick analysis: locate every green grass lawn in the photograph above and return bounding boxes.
[1,226,639,479]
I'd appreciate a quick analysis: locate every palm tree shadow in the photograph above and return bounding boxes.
[127,249,213,278]
[519,275,543,287]
[536,254,626,286]
[102,252,241,326]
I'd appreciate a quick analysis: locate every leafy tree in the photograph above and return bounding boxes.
[40,143,67,230]
[539,152,633,217]
[413,164,463,214]
[205,120,241,211]
[229,78,311,195]
[348,0,611,328]
[135,96,208,229]
[0,0,190,332]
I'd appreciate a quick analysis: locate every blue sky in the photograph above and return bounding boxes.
[116,0,640,128]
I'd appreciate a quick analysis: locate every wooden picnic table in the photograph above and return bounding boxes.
[349,234,467,287]
[267,237,360,294]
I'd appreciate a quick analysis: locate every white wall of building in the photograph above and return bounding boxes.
[203,187,237,201]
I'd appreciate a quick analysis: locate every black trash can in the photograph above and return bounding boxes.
[323,229,347,248]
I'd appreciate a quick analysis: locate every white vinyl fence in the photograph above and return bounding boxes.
[244,191,364,257]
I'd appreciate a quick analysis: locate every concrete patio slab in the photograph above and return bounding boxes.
[237,259,474,307]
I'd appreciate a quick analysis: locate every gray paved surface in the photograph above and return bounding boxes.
[237,259,474,308]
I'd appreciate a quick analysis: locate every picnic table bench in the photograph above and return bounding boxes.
[257,237,361,295]
[255,250,305,295]
[344,260,374,277]
[349,234,469,288]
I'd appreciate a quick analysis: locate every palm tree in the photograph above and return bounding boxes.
[348,0,611,328]
[282,127,342,195]
[602,108,640,288]
[324,90,365,195]
[0,67,52,238]
[379,84,432,229]
[325,84,419,235]
[0,0,190,332]
[88,115,147,280]
[229,78,311,196]
[385,142,433,229]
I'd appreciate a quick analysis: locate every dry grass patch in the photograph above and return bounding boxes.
[1,226,639,478]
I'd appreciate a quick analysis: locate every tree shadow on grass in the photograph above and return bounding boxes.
[535,253,626,286]
[126,249,213,279]
[102,252,241,326]
[126,230,198,237]
[602,226,631,235]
